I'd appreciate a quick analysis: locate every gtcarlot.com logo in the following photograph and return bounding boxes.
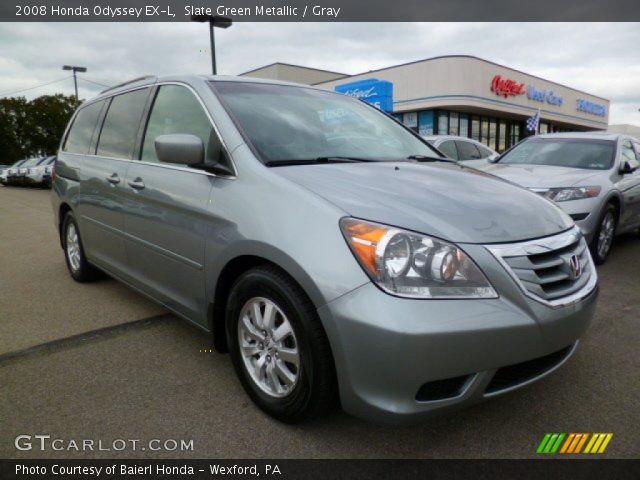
[536,433,613,454]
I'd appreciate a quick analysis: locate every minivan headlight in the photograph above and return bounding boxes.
[340,218,497,299]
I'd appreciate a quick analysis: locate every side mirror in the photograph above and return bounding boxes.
[488,154,501,163]
[620,158,639,174]
[155,134,204,166]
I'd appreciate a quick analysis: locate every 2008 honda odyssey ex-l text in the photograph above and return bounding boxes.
[52,75,598,424]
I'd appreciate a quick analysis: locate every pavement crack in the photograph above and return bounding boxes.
[0,314,174,367]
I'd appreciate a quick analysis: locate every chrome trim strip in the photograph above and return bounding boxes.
[485,227,598,308]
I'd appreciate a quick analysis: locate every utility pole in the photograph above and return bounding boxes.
[190,15,233,75]
[62,65,87,102]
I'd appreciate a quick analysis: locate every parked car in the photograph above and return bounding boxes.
[481,133,640,264]
[53,75,598,424]
[421,135,499,167]
[25,156,56,188]
[3,159,28,186]
[8,156,50,186]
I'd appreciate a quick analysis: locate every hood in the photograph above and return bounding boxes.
[275,162,573,244]
[480,163,603,189]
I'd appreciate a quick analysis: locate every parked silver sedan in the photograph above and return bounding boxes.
[481,133,640,264]
[421,135,499,167]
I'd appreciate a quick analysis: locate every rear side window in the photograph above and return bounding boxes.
[438,140,458,160]
[455,140,482,160]
[97,89,149,159]
[63,100,104,154]
[141,85,216,163]
[621,141,636,163]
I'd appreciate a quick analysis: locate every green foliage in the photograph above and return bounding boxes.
[0,93,80,163]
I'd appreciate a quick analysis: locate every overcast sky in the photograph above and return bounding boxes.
[1,22,638,125]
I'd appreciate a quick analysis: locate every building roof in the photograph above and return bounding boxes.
[312,55,608,102]
[238,62,347,77]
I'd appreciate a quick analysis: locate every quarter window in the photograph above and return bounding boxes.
[97,89,149,160]
[63,100,105,154]
[455,140,481,160]
[621,141,636,163]
[142,85,217,164]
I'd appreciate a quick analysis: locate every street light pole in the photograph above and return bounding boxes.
[62,65,87,102]
[191,15,233,75]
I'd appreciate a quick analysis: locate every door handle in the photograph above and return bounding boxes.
[128,178,145,190]
[106,173,120,185]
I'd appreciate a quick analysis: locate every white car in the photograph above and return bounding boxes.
[421,135,499,167]
[25,156,56,188]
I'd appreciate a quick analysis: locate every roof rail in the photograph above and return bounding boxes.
[100,75,156,94]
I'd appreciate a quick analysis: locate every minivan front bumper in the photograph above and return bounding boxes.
[317,236,598,423]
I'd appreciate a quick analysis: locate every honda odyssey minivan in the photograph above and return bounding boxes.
[53,75,598,423]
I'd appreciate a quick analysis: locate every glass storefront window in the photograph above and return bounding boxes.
[438,111,448,135]
[489,118,497,150]
[449,112,459,136]
[539,122,549,134]
[418,110,435,136]
[459,113,469,138]
[480,117,489,145]
[471,116,480,141]
[498,120,507,152]
[510,123,521,146]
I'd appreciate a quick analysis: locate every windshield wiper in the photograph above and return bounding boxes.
[264,156,378,167]
[407,154,458,164]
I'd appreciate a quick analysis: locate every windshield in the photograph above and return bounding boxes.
[499,138,615,170]
[21,158,44,167]
[210,81,439,164]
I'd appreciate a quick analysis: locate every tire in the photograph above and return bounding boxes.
[62,212,102,282]
[590,203,618,265]
[226,265,337,423]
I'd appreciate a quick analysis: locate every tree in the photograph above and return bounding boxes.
[0,96,31,163]
[28,94,80,157]
[0,93,79,163]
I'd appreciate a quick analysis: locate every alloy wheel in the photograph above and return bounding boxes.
[237,297,300,398]
[66,223,81,273]
[597,211,615,260]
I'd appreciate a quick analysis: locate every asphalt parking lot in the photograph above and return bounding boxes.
[1,186,639,459]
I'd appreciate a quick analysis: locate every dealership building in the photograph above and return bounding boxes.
[240,55,611,152]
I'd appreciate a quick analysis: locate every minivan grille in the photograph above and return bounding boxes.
[486,228,596,305]
[502,238,591,301]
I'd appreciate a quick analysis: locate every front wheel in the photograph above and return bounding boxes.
[590,204,617,265]
[226,266,337,423]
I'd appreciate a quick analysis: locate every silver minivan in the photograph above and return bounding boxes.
[53,75,598,424]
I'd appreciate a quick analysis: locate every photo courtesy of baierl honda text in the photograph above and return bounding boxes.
[0,1,639,479]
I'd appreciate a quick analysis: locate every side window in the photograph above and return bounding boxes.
[478,145,495,158]
[63,100,104,154]
[621,141,636,163]
[97,89,149,159]
[438,140,458,160]
[142,85,217,164]
[633,142,640,161]
[455,140,481,160]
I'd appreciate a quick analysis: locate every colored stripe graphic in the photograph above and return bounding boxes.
[538,433,613,454]
[537,433,565,454]
[584,433,614,454]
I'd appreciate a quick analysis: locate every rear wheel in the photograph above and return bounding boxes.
[62,212,102,282]
[226,266,337,423]
[590,204,617,265]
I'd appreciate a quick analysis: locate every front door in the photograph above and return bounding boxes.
[122,84,221,324]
